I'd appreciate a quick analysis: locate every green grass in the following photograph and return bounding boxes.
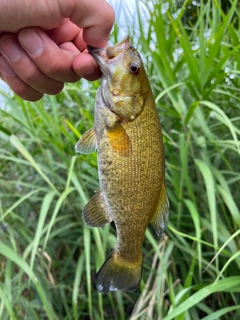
[1,0,240,319]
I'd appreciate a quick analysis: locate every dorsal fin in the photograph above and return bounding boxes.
[149,182,169,236]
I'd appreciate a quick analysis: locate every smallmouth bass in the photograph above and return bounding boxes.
[76,36,169,294]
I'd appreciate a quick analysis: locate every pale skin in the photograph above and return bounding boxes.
[0,0,115,101]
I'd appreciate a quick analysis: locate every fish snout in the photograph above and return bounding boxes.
[87,46,109,73]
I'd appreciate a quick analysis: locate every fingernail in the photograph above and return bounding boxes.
[0,36,22,61]
[79,62,95,75]
[0,56,15,76]
[19,29,43,56]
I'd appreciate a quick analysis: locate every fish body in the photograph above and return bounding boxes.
[76,36,169,293]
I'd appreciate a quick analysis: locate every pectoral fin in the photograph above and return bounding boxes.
[83,189,112,228]
[149,182,169,236]
[75,128,97,154]
[107,123,131,156]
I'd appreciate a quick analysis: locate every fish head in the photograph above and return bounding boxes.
[88,36,150,121]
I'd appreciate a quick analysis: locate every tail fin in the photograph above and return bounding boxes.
[95,250,142,294]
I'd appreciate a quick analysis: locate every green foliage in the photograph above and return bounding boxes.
[1,0,240,319]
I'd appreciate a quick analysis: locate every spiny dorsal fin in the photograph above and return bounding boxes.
[83,189,112,228]
[107,123,132,156]
[75,127,97,154]
[149,182,169,236]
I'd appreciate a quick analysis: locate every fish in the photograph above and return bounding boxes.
[75,36,169,294]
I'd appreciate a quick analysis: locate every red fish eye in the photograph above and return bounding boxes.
[129,62,140,75]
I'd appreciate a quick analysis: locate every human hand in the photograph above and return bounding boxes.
[0,0,114,101]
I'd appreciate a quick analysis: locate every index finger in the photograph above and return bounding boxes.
[60,0,115,48]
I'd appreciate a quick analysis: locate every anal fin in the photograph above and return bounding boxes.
[83,189,112,228]
[149,182,169,236]
[75,127,97,154]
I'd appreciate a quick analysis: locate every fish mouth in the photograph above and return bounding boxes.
[87,35,131,68]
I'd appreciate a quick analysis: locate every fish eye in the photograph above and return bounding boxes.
[129,62,140,75]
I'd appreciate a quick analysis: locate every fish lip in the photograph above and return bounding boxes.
[87,35,131,66]
[87,46,109,76]
[87,46,107,64]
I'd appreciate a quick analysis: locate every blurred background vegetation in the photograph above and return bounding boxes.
[0,0,240,319]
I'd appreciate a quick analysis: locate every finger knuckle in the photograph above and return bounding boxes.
[47,82,64,95]
[44,60,63,78]
[13,84,43,101]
